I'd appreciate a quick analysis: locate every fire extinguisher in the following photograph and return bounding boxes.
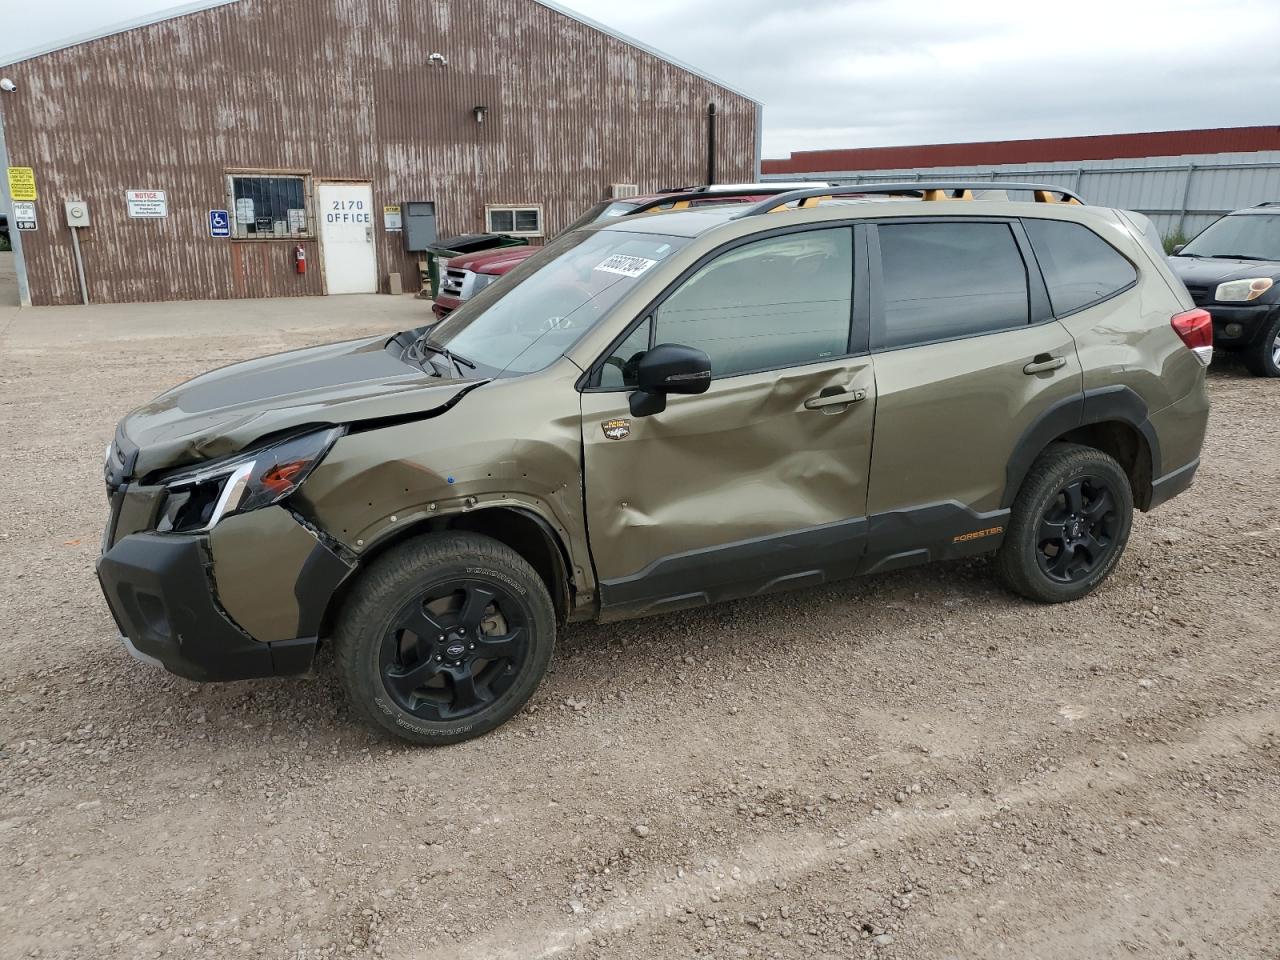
[294,244,307,275]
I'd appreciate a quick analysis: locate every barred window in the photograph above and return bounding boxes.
[227,173,313,239]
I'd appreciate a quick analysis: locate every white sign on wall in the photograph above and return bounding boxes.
[126,190,168,218]
[235,197,255,225]
[13,200,37,231]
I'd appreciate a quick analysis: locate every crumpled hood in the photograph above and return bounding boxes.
[117,334,480,478]
[449,247,536,275]
[1168,255,1280,288]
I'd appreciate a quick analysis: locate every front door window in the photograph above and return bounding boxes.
[652,227,854,377]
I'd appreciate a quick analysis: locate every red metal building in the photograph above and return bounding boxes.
[764,126,1280,176]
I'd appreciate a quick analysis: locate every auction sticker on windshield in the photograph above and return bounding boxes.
[595,255,657,278]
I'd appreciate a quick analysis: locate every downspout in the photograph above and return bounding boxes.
[706,102,717,185]
[753,102,763,183]
[0,99,33,307]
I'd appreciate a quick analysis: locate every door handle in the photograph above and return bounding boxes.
[804,387,867,410]
[1023,355,1067,375]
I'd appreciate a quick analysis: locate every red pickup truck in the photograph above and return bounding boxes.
[431,183,825,319]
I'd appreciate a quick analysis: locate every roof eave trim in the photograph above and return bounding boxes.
[0,0,241,67]
[530,0,762,104]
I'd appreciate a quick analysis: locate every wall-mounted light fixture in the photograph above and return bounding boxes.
[427,52,448,67]
[473,105,488,124]
[0,78,17,93]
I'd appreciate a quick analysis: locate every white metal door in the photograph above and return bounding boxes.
[317,182,377,294]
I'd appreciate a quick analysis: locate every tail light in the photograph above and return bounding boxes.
[1171,308,1213,367]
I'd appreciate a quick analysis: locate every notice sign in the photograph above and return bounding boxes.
[383,205,402,231]
[7,166,36,201]
[13,200,37,231]
[126,189,168,218]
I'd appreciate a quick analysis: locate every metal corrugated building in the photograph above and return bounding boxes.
[762,127,1280,240]
[0,0,761,306]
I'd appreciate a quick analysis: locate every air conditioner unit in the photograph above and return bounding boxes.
[610,183,639,199]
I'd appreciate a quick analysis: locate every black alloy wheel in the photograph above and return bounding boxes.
[379,579,530,721]
[335,531,556,745]
[997,442,1134,604]
[1034,475,1120,584]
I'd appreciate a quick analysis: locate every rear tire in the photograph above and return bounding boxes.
[1243,312,1280,377]
[997,442,1133,603]
[334,532,556,745]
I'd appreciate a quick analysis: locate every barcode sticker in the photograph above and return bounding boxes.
[594,255,657,278]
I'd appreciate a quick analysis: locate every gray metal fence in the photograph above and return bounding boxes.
[763,151,1280,242]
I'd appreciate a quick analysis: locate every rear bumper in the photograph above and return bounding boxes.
[1145,383,1209,511]
[97,532,317,682]
[1148,457,1199,510]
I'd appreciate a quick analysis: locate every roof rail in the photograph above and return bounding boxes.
[628,186,805,215]
[1253,200,1280,208]
[732,181,1087,218]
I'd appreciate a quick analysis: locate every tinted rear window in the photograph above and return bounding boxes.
[1023,218,1136,316]
[875,221,1029,349]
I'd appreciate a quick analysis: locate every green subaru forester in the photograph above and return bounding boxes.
[98,183,1211,744]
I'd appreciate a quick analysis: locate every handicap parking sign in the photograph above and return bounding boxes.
[208,209,230,238]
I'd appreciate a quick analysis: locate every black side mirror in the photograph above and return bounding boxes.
[1172,244,1185,255]
[629,343,712,417]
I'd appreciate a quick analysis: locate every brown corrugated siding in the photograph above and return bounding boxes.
[4,0,758,305]
[763,126,1280,176]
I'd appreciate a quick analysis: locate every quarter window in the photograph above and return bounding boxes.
[227,173,313,239]
[486,205,543,237]
[1023,218,1137,315]
[600,318,652,389]
[874,221,1029,349]
[652,227,854,378]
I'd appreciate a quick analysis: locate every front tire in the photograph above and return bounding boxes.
[1243,312,1280,377]
[997,443,1134,603]
[334,532,556,745]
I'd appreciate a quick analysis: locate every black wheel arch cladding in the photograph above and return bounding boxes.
[1003,386,1160,510]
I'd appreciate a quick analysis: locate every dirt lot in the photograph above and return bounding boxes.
[2,294,1278,960]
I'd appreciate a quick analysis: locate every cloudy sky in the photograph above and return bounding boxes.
[2,0,1278,157]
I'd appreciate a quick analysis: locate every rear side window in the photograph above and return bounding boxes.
[1023,218,1137,316]
[874,222,1029,350]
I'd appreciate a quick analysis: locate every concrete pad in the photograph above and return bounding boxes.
[0,285,430,349]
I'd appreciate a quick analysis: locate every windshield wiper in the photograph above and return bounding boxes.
[1208,253,1267,261]
[411,337,476,377]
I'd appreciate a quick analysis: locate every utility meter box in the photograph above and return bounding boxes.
[65,200,91,227]
[403,201,438,251]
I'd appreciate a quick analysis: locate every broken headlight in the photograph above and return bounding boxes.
[157,427,343,533]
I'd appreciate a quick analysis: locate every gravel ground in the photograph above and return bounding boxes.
[2,291,1278,960]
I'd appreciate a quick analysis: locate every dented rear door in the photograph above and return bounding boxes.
[579,223,875,616]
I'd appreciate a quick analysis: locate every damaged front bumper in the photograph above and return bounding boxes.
[97,503,352,682]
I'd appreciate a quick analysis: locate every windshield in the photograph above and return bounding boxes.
[1180,213,1280,261]
[423,229,688,378]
